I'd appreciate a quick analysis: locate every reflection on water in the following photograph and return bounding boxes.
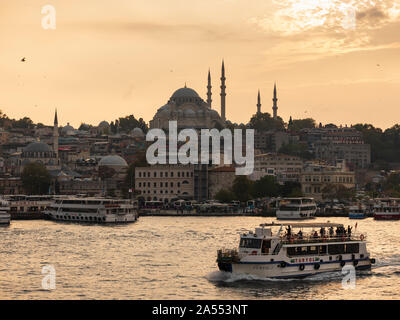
[0,217,399,299]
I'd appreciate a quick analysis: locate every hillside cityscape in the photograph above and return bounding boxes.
[0,62,399,211]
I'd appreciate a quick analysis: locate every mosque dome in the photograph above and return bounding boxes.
[131,127,145,137]
[171,87,200,99]
[61,123,74,134]
[98,155,128,167]
[98,121,110,128]
[24,141,52,153]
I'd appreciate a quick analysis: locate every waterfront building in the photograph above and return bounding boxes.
[300,160,355,200]
[252,153,303,183]
[135,165,195,203]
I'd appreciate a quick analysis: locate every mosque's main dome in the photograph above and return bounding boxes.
[171,87,200,99]
[149,86,224,131]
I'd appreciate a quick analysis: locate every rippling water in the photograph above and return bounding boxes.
[0,217,399,299]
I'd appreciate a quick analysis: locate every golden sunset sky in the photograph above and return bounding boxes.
[0,0,399,129]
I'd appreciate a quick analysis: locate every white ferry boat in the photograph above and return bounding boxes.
[0,198,10,225]
[349,204,367,219]
[373,198,400,220]
[217,222,375,279]
[45,197,138,224]
[276,198,317,220]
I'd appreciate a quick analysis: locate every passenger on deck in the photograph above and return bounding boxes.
[286,226,292,239]
[329,226,334,238]
[297,230,303,240]
[313,231,319,239]
[320,227,326,237]
[347,225,352,237]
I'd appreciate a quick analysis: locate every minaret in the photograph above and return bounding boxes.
[207,69,212,108]
[257,90,262,115]
[53,109,59,158]
[220,60,226,121]
[272,83,278,120]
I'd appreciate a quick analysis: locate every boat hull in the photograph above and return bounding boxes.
[45,212,138,224]
[374,213,400,220]
[0,213,10,225]
[349,214,367,219]
[218,257,372,278]
[276,211,316,220]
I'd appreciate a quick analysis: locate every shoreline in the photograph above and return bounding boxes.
[9,210,372,220]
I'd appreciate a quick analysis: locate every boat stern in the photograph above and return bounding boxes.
[216,249,239,273]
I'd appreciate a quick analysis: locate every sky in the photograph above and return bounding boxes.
[0,0,399,129]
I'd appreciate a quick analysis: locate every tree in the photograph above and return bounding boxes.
[121,152,149,198]
[21,163,51,195]
[116,115,148,133]
[232,176,253,202]
[279,142,314,160]
[322,184,355,202]
[280,181,303,197]
[248,112,285,131]
[288,118,316,132]
[250,175,280,199]
[98,166,116,180]
[214,189,236,203]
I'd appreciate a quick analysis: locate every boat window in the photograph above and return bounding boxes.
[319,246,327,255]
[261,240,271,254]
[295,247,308,255]
[345,243,359,254]
[280,206,300,211]
[328,244,345,255]
[240,238,262,249]
[307,246,318,255]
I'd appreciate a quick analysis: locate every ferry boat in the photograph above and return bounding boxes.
[349,204,367,219]
[276,198,317,220]
[45,197,138,224]
[217,222,375,279]
[5,195,53,220]
[0,198,10,225]
[373,198,400,220]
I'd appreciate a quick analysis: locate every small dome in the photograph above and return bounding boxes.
[171,87,200,99]
[98,155,128,167]
[24,141,52,153]
[61,123,74,134]
[98,121,110,128]
[132,127,144,137]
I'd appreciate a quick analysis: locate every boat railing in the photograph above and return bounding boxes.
[217,249,240,263]
[280,232,367,245]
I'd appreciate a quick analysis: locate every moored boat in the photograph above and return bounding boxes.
[0,198,10,225]
[45,197,138,224]
[349,204,367,219]
[217,222,375,278]
[373,198,400,220]
[276,198,317,220]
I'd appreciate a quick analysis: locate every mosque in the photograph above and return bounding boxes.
[18,110,61,174]
[149,60,279,131]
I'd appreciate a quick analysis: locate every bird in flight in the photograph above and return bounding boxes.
[21,57,26,62]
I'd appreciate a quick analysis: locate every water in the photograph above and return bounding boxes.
[0,217,399,299]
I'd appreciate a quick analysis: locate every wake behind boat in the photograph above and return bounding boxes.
[45,197,138,224]
[217,222,375,279]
